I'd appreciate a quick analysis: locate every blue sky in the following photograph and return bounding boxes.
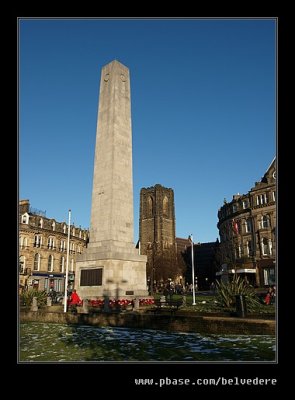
[19,18,276,243]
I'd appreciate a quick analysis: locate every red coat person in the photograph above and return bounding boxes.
[69,289,82,305]
[264,293,271,305]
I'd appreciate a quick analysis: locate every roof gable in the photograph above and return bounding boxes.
[252,157,276,189]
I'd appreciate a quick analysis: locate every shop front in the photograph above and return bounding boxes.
[257,259,276,286]
[216,264,257,285]
[30,272,66,292]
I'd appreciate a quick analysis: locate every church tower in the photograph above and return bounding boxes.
[139,184,177,289]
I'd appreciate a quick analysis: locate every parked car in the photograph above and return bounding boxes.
[56,292,65,304]
[56,290,72,304]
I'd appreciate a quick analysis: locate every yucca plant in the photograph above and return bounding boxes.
[20,289,48,308]
[215,275,261,311]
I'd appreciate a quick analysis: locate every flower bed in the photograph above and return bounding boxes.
[87,298,155,310]
[139,298,154,306]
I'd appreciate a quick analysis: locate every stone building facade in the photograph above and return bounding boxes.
[217,159,276,287]
[139,184,185,291]
[182,241,220,290]
[19,200,89,293]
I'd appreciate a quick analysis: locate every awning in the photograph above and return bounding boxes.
[32,273,65,278]
[236,268,256,273]
[216,268,256,275]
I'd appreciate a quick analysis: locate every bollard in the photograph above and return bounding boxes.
[81,299,89,314]
[160,296,166,307]
[103,295,110,312]
[235,294,247,318]
[134,297,140,310]
[31,297,38,312]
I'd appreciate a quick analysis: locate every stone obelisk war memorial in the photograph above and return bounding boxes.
[76,60,148,299]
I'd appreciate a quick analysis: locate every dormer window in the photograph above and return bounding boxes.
[21,213,29,224]
[242,200,249,209]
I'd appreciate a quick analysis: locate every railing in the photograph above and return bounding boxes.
[29,207,46,217]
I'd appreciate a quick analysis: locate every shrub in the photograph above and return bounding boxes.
[20,289,48,308]
[215,275,261,311]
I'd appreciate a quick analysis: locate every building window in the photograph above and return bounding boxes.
[79,230,82,239]
[19,256,26,274]
[70,259,74,272]
[262,238,269,256]
[72,227,75,236]
[163,196,169,217]
[232,204,237,213]
[262,215,269,229]
[264,193,268,204]
[48,237,55,250]
[77,245,81,254]
[70,242,75,254]
[256,196,260,206]
[242,200,249,209]
[257,194,268,206]
[20,237,28,249]
[55,279,62,292]
[245,219,252,233]
[60,257,65,272]
[236,245,242,258]
[63,224,67,233]
[34,235,42,248]
[34,253,40,271]
[272,192,276,202]
[80,268,103,286]
[247,241,253,257]
[60,240,66,252]
[39,218,43,228]
[21,213,29,224]
[268,239,273,255]
[263,268,275,286]
[48,255,54,272]
[52,221,56,231]
[148,196,154,218]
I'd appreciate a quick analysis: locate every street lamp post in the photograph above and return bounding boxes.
[189,234,196,305]
[150,261,154,296]
[63,209,71,313]
[150,241,156,296]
